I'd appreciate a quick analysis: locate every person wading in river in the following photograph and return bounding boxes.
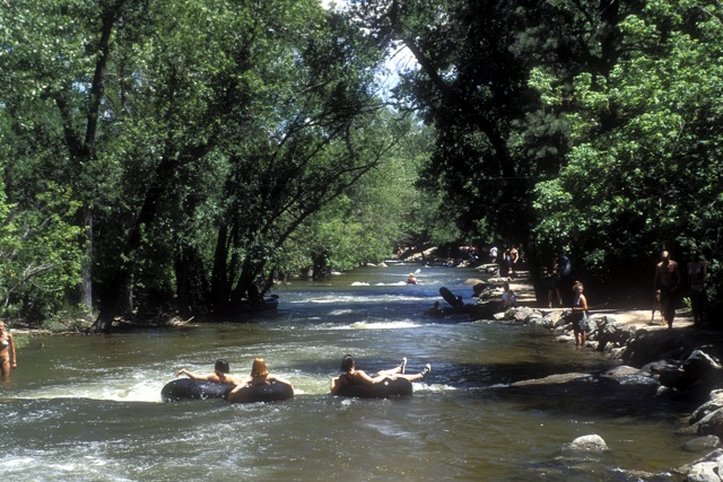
[330,354,431,394]
[176,358,243,385]
[0,320,17,382]
[569,281,589,347]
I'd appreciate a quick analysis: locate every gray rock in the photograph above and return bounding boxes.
[693,409,723,438]
[679,449,723,482]
[562,434,609,453]
[687,462,721,481]
[683,435,721,453]
[691,391,723,424]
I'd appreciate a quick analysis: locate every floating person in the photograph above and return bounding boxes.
[176,358,244,386]
[226,357,294,402]
[0,320,17,382]
[330,354,431,396]
[427,301,444,316]
[233,357,292,389]
[407,273,418,285]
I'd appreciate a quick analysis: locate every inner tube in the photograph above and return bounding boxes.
[334,377,413,399]
[226,381,294,404]
[161,378,233,402]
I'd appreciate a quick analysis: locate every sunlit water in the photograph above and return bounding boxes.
[1,263,697,480]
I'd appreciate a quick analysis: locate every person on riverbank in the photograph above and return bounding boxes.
[489,245,498,264]
[176,358,243,385]
[543,256,562,308]
[687,249,707,327]
[569,281,589,346]
[499,249,513,279]
[509,245,520,278]
[653,250,682,329]
[557,252,573,305]
[330,355,431,394]
[0,320,17,381]
[501,282,517,308]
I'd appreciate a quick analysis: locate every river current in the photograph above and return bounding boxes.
[0,262,695,480]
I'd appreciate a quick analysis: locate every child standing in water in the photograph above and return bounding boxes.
[570,281,589,346]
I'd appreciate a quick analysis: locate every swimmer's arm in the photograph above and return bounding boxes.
[176,368,213,381]
[330,376,340,393]
[268,374,293,387]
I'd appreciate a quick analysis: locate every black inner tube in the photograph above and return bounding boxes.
[334,377,414,398]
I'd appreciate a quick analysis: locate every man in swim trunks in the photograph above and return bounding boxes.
[330,355,431,394]
[653,250,681,329]
[0,320,17,381]
[176,359,244,385]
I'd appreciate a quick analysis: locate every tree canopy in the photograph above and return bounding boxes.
[1,0,720,328]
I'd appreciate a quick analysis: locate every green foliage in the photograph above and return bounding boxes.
[532,0,722,299]
[0,179,84,323]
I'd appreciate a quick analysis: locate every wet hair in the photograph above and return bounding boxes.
[572,281,584,291]
[251,357,269,377]
[341,354,355,372]
[503,282,510,290]
[214,359,230,374]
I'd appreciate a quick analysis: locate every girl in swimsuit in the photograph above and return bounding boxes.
[0,320,18,381]
[330,354,431,394]
[226,358,293,398]
[570,281,589,346]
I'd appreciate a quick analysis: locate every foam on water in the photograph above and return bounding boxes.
[291,294,433,304]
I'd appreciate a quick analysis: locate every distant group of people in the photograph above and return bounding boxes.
[177,355,432,396]
[489,244,520,279]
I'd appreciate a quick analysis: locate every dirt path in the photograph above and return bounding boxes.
[505,270,694,331]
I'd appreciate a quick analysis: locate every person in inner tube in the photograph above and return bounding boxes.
[176,358,243,385]
[227,357,293,396]
[330,354,431,394]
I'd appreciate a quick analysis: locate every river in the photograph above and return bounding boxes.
[0,262,696,480]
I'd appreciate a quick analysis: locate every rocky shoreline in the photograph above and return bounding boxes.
[486,296,723,480]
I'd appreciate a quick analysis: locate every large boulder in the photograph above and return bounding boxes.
[682,435,721,453]
[692,391,723,424]
[678,449,723,482]
[692,409,723,439]
[601,365,659,387]
[562,434,609,453]
[589,315,636,353]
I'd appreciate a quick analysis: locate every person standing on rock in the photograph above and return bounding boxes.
[653,250,682,329]
[570,281,589,346]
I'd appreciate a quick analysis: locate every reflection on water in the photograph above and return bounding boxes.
[0,262,696,480]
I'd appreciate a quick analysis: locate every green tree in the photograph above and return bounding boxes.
[532,0,722,304]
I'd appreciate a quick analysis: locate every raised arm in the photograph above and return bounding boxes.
[176,368,214,381]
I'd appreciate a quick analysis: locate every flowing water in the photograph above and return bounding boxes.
[1,263,697,481]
